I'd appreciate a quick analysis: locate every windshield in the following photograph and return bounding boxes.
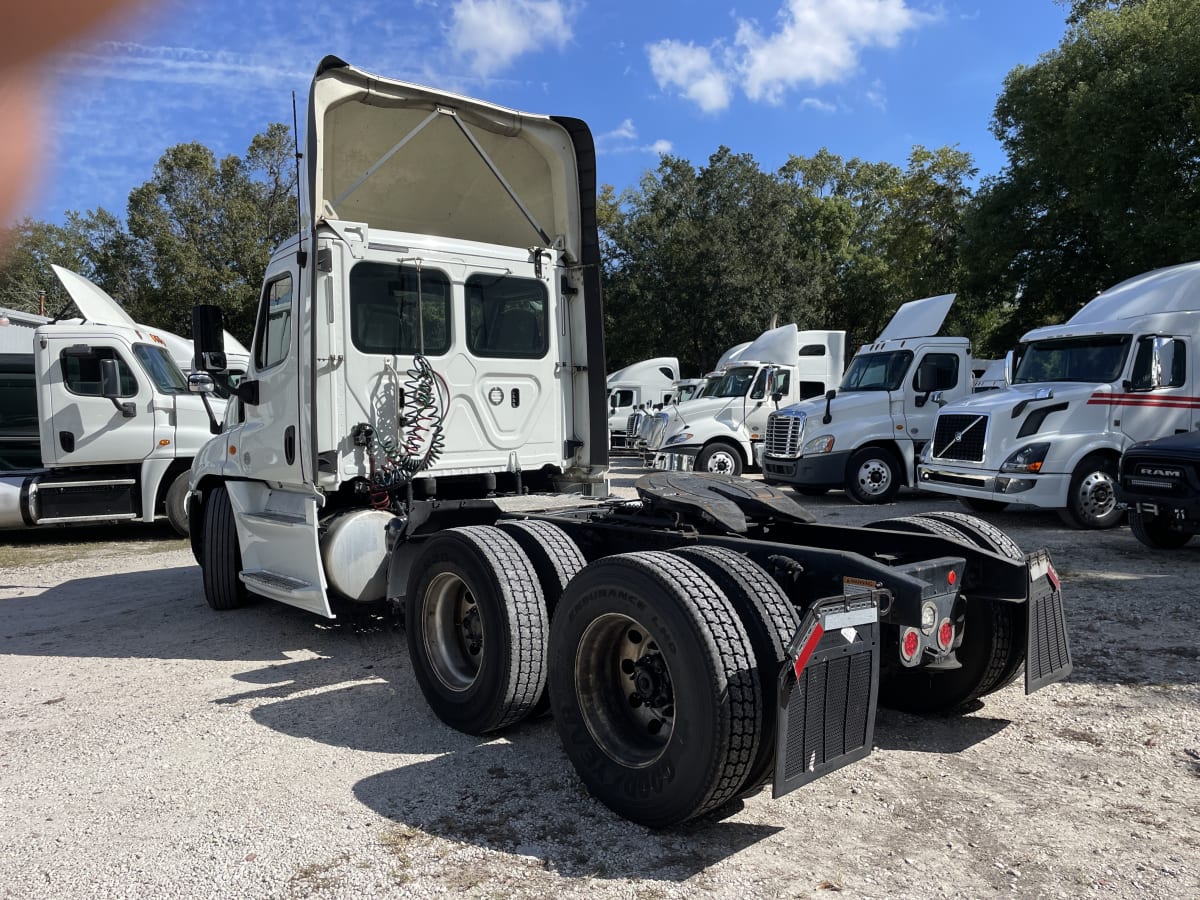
[1013,335,1132,384]
[839,350,914,392]
[133,343,188,394]
[709,366,759,398]
[676,384,699,403]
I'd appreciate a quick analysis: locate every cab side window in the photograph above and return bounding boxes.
[253,275,293,371]
[913,353,959,392]
[1130,336,1185,390]
[61,347,137,397]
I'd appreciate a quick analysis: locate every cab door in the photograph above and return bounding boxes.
[1119,335,1193,441]
[38,336,153,466]
[233,265,306,486]
[901,350,963,445]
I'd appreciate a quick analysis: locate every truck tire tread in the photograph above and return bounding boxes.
[673,545,799,796]
[405,525,548,734]
[549,551,760,827]
[202,485,248,610]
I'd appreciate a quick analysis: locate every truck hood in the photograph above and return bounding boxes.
[50,265,250,373]
[936,381,1100,415]
[875,293,955,341]
[307,57,589,262]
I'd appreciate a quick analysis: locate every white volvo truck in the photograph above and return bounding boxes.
[644,324,847,475]
[184,57,1071,828]
[760,294,987,503]
[0,268,223,535]
[918,261,1200,528]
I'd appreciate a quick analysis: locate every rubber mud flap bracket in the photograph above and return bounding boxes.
[773,592,881,799]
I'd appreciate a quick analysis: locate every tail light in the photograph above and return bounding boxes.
[899,627,921,663]
[936,618,954,652]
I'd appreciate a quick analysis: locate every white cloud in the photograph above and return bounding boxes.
[646,0,929,112]
[594,119,672,157]
[448,0,574,77]
[646,40,732,113]
[799,97,836,113]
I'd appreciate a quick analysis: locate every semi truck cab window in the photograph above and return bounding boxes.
[254,275,293,370]
[1130,336,1186,390]
[133,344,189,394]
[349,263,452,356]
[466,273,548,358]
[61,347,137,397]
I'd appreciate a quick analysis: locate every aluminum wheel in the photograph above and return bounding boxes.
[1073,469,1117,522]
[420,571,484,693]
[573,612,675,768]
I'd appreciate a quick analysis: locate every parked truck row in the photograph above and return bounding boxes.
[177,58,1072,829]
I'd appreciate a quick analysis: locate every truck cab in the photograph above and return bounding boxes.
[645,324,846,476]
[0,301,213,534]
[187,56,607,618]
[918,262,1200,528]
[761,294,974,503]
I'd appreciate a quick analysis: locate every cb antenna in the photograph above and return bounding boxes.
[292,91,305,264]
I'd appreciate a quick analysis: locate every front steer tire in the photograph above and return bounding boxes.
[549,551,761,828]
[846,446,901,504]
[164,470,191,537]
[695,441,744,476]
[1058,453,1123,529]
[405,526,548,735]
[201,485,249,611]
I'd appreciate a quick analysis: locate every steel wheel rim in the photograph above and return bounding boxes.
[857,457,892,496]
[704,449,737,474]
[574,613,675,768]
[1077,470,1116,520]
[421,571,484,692]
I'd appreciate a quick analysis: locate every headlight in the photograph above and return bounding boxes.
[802,434,835,455]
[918,442,932,463]
[665,432,694,446]
[1001,442,1050,473]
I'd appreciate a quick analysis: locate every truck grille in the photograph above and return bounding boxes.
[624,413,639,437]
[646,413,670,450]
[765,412,805,458]
[931,414,989,462]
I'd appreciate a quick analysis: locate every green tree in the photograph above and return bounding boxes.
[962,0,1200,354]
[125,123,297,341]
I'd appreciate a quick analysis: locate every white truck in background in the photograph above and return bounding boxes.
[760,294,994,504]
[918,262,1200,528]
[606,356,679,448]
[645,324,846,475]
[181,56,1072,830]
[0,267,225,535]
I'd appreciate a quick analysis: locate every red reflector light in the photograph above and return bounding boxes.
[901,628,920,661]
[947,570,957,585]
[937,619,954,651]
[1047,564,1060,591]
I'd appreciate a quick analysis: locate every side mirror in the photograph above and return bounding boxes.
[188,372,216,394]
[192,304,228,373]
[931,390,948,408]
[1004,349,1015,385]
[914,361,938,394]
[99,358,135,418]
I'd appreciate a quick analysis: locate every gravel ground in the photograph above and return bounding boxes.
[1,457,1198,899]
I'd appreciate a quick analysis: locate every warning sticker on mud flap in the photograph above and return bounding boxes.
[842,576,879,598]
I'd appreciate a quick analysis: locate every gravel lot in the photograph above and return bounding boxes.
[2,457,1198,899]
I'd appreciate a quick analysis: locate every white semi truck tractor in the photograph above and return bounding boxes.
[184,57,1072,828]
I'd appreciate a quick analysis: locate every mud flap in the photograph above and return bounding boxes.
[773,592,881,799]
[1025,550,1073,693]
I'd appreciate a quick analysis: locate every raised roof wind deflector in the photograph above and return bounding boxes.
[306,57,581,260]
[874,293,956,342]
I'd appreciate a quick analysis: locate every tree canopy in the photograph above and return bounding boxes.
[2,0,1197,373]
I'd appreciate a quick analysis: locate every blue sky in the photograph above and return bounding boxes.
[28,0,1074,225]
